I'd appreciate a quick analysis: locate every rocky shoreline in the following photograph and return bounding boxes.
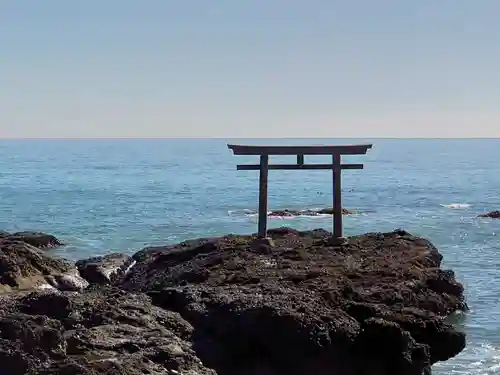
[0,228,466,375]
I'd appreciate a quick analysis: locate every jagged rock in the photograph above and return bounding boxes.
[120,227,466,375]
[478,210,500,218]
[249,237,275,254]
[7,231,63,249]
[0,239,87,292]
[76,253,135,285]
[0,287,215,375]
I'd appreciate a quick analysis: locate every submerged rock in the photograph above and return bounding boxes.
[268,208,356,217]
[0,287,215,375]
[76,253,135,285]
[478,210,500,219]
[120,228,466,375]
[317,207,356,215]
[0,239,86,292]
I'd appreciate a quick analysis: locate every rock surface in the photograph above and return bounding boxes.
[0,238,87,292]
[119,228,467,375]
[76,253,135,285]
[4,231,63,249]
[268,208,355,217]
[478,210,500,218]
[0,286,215,375]
[0,228,467,375]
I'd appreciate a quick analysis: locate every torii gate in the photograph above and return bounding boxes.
[228,144,373,238]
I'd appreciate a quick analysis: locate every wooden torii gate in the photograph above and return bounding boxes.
[227,144,373,238]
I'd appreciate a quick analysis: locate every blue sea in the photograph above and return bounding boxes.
[0,138,499,374]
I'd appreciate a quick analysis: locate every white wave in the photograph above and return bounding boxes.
[288,214,332,219]
[441,203,471,209]
[227,209,256,216]
[122,260,137,276]
[433,341,500,374]
[267,216,296,220]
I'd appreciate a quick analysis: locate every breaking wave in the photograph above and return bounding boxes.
[440,203,471,209]
[228,208,368,219]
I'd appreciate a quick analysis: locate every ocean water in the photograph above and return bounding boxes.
[0,138,499,374]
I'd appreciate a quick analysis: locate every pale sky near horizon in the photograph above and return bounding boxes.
[1,1,500,138]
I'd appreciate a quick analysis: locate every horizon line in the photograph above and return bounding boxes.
[0,136,499,141]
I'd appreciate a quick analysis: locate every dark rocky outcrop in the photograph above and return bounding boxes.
[0,228,467,375]
[268,208,356,217]
[76,253,135,285]
[5,231,63,249]
[478,210,500,219]
[0,287,215,375]
[0,238,87,292]
[119,228,467,375]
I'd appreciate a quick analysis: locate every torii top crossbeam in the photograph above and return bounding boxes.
[227,143,373,238]
[228,144,372,155]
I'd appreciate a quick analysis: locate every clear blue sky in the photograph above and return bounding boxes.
[1,1,499,138]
